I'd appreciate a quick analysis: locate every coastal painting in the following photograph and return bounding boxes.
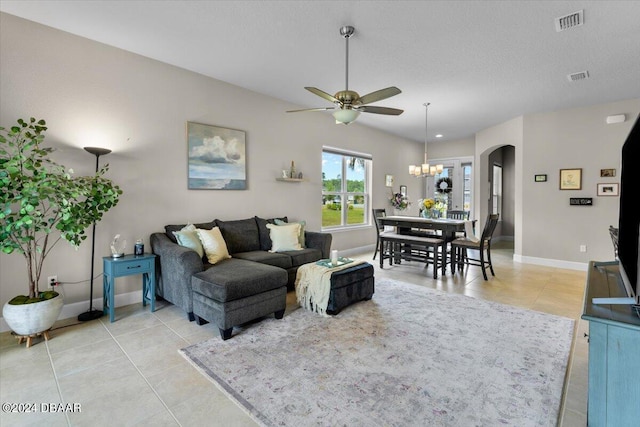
[187,122,246,190]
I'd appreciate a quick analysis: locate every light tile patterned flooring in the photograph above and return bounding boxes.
[1,242,589,426]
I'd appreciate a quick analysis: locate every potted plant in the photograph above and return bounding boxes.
[0,117,122,338]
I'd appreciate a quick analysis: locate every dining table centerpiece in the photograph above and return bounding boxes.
[419,198,440,218]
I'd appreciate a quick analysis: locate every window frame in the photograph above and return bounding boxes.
[321,147,372,231]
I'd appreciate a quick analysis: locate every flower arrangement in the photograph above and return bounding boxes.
[421,198,435,210]
[389,192,410,210]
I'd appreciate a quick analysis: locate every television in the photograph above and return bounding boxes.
[594,113,640,312]
[616,113,640,307]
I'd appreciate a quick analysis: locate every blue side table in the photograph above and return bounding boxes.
[103,254,157,322]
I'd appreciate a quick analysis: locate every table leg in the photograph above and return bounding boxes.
[103,274,115,322]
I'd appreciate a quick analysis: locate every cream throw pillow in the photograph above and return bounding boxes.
[267,223,302,252]
[173,224,204,258]
[274,218,306,248]
[196,227,231,264]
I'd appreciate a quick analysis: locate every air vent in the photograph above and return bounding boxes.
[555,10,584,32]
[568,71,589,82]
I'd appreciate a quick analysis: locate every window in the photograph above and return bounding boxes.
[426,157,474,218]
[322,148,371,229]
[492,164,502,216]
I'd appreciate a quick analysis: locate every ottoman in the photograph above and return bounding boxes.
[191,258,288,340]
[326,263,375,315]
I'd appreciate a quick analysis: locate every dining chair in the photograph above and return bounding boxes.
[372,208,388,260]
[446,210,470,220]
[450,213,499,280]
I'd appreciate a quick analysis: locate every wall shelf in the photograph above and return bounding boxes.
[276,178,305,183]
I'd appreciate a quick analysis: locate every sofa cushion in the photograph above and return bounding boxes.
[196,227,231,264]
[216,218,260,254]
[279,248,323,267]
[255,216,288,251]
[232,251,293,269]
[165,221,216,243]
[192,258,287,303]
[267,223,302,252]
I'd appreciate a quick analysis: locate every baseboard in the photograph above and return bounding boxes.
[0,290,143,333]
[514,254,588,271]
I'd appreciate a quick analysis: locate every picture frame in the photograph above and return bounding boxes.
[187,122,246,190]
[559,168,582,190]
[597,182,619,196]
[600,168,616,177]
[385,174,394,187]
[534,174,547,182]
[400,185,407,196]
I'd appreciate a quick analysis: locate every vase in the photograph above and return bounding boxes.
[3,293,64,336]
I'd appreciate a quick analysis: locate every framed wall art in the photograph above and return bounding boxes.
[385,174,394,187]
[559,168,582,190]
[534,174,547,182]
[400,185,407,196]
[600,168,616,177]
[597,183,619,196]
[187,122,246,190]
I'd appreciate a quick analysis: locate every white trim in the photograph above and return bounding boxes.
[0,290,144,333]
[514,254,588,271]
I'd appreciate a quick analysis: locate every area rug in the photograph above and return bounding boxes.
[180,279,575,427]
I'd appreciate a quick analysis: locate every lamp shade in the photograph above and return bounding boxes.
[333,109,360,124]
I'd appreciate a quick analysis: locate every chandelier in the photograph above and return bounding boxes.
[409,103,443,177]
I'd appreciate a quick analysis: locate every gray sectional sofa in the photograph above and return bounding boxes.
[150,216,332,339]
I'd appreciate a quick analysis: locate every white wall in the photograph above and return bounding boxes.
[521,99,640,265]
[0,13,422,313]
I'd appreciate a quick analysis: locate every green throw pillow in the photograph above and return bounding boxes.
[172,224,204,257]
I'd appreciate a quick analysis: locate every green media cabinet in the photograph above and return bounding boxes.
[581,261,640,427]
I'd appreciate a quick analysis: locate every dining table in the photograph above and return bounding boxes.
[378,215,468,241]
[378,215,473,273]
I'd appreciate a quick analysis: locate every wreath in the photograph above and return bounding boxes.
[436,177,452,193]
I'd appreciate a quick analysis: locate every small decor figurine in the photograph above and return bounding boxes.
[289,160,296,178]
[110,234,126,258]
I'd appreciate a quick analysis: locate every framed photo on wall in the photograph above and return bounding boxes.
[559,168,582,190]
[534,174,547,182]
[187,122,246,190]
[400,185,407,196]
[385,174,394,187]
[597,183,619,196]
[600,168,616,177]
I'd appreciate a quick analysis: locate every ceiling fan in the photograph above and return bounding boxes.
[287,25,403,125]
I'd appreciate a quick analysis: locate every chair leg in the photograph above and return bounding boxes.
[432,245,439,279]
[480,247,488,281]
[441,245,446,277]
[487,243,495,276]
[373,238,379,260]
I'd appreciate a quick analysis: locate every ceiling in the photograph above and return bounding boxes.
[2,1,639,144]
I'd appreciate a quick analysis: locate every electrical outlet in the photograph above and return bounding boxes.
[47,275,57,288]
[579,245,587,253]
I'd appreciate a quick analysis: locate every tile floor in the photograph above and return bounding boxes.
[0,242,589,426]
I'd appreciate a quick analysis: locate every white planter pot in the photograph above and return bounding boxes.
[2,294,64,336]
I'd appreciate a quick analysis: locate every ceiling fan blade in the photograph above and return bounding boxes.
[358,106,404,116]
[286,107,336,113]
[357,86,402,106]
[305,87,341,104]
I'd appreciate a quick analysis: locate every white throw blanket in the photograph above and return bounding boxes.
[295,260,367,316]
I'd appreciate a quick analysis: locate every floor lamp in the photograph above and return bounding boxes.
[78,146,112,322]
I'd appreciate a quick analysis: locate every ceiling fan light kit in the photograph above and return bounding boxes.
[287,25,403,125]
